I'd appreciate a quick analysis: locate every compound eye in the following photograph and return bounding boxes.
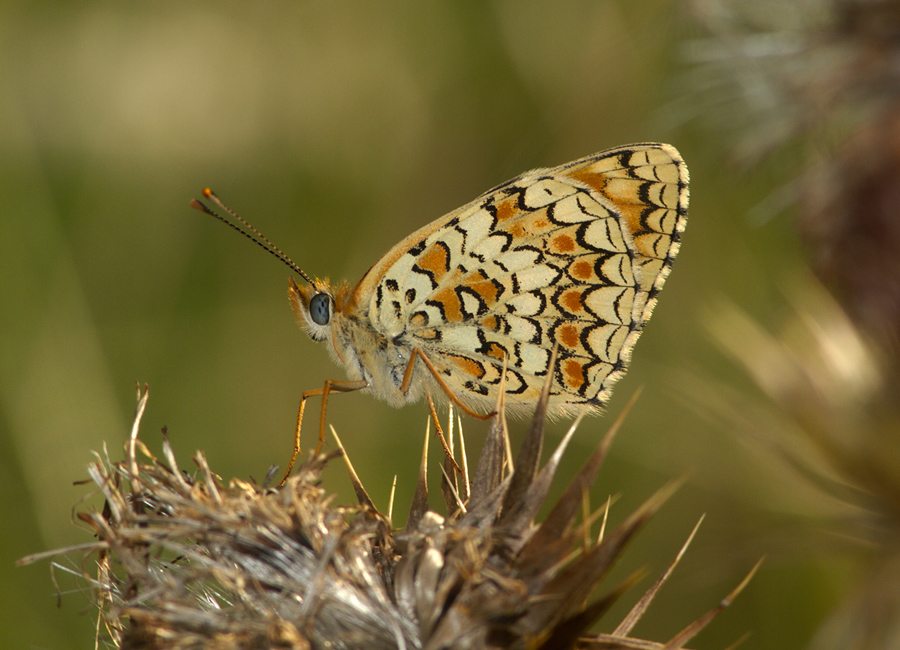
[309,293,331,326]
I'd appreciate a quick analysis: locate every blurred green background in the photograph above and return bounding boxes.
[0,2,852,649]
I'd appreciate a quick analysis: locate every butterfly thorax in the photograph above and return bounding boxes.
[288,276,424,407]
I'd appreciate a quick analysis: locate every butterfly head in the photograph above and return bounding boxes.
[288,275,335,342]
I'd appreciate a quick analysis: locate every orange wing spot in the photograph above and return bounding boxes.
[568,168,608,194]
[495,197,519,223]
[561,288,586,314]
[563,358,586,390]
[509,223,527,238]
[617,205,644,242]
[480,315,499,330]
[417,242,451,283]
[410,312,428,327]
[463,276,500,305]
[552,233,575,253]
[571,260,593,280]
[431,287,463,322]
[486,342,506,360]
[522,208,550,233]
[558,323,579,349]
[417,327,440,339]
[450,354,486,379]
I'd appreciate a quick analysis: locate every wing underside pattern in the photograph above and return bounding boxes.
[364,144,688,412]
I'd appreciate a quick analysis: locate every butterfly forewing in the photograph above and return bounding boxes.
[350,143,688,415]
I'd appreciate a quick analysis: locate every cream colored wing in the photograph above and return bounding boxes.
[351,143,688,413]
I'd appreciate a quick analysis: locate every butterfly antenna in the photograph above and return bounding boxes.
[190,189,316,287]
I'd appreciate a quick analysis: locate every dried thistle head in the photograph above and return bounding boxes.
[26,383,753,650]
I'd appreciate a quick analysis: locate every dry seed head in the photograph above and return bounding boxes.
[28,385,753,650]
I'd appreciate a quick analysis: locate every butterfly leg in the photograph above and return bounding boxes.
[400,348,494,474]
[279,378,367,486]
[402,348,496,421]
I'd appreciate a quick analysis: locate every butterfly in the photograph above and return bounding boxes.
[193,143,689,479]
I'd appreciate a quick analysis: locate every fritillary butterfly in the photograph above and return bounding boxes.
[193,143,689,478]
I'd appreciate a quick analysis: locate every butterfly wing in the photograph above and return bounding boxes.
[350,143,688,414]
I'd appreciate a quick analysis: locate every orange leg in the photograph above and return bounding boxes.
[400,348,495,473]
[279,378,367,486]
[401,348,496,421]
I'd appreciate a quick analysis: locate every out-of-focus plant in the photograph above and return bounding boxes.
[690,0,900,366]
[689,1,900,647]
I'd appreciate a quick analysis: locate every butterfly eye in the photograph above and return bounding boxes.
[309,293,331,326]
